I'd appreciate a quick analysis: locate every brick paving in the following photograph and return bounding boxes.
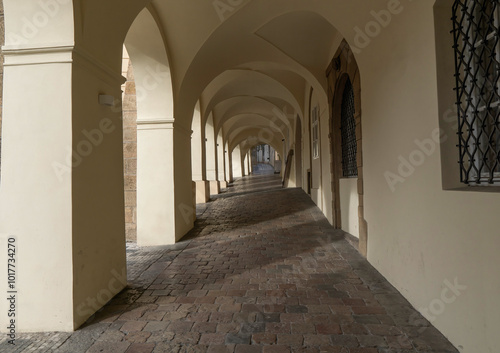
[0,174,458,352]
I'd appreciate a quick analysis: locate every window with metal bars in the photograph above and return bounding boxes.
[452,0,500,184]
[340,79,358,178]
[312,106,320,159]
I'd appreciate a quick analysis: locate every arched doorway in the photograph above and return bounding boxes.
[327,40,368,256]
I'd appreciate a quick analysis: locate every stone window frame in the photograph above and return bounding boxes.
[326,40,368,256]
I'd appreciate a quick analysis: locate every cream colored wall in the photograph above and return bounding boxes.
[339,179,359,238]
[285,2,500,350]
[346,1,500,351]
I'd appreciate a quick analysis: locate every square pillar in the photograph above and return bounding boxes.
[137,121,194,246]
[0,47,127,332]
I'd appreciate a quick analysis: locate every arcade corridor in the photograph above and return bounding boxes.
[1,175,457,352]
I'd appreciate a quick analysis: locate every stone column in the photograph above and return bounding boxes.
[217,131,227,189]
[205,113,220,195]
[192,101,209,203]
[225,141,231,184]
[137,121,194,246]
[246,151,252,174]
[232,145,243,179]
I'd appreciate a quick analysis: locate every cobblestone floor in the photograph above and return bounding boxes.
[0,174,458,353]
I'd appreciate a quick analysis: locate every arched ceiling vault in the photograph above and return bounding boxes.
[230,128,284,157]
[68,0,361,143]
[200,69,302,124]
[212,96,294,137]
[228,123,285,148]
[223,114,287,143]
[145,1,348,131]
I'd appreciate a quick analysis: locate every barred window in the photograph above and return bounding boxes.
[452,0,500,184]
[312,106,320,159]
[340,79,358,178]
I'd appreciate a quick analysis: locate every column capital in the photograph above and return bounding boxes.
[3,45,126,87]
[137,119,192,137]
[3,45,73,66]
[137,119,175,130]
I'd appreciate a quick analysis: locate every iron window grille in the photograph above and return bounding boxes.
[340,79,358,178]
[312,106,320,159]
[452,0,500,184]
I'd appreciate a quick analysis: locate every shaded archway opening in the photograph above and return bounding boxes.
[327,40,367,257]
[123,7,191,247]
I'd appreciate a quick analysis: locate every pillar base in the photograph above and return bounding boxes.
[220,181,228,189]
[194,180,210,204]
[209,180,220,195]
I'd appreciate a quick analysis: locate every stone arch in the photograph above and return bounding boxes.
[327,40,367,256]
[124,7,174,122]
[123,7,176,245]
[240,142,283,164]
[229,125,284,153]
[213,98,294,139]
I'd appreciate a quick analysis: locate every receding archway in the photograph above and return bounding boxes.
[124,7,194,246]
[327,40,367,256]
